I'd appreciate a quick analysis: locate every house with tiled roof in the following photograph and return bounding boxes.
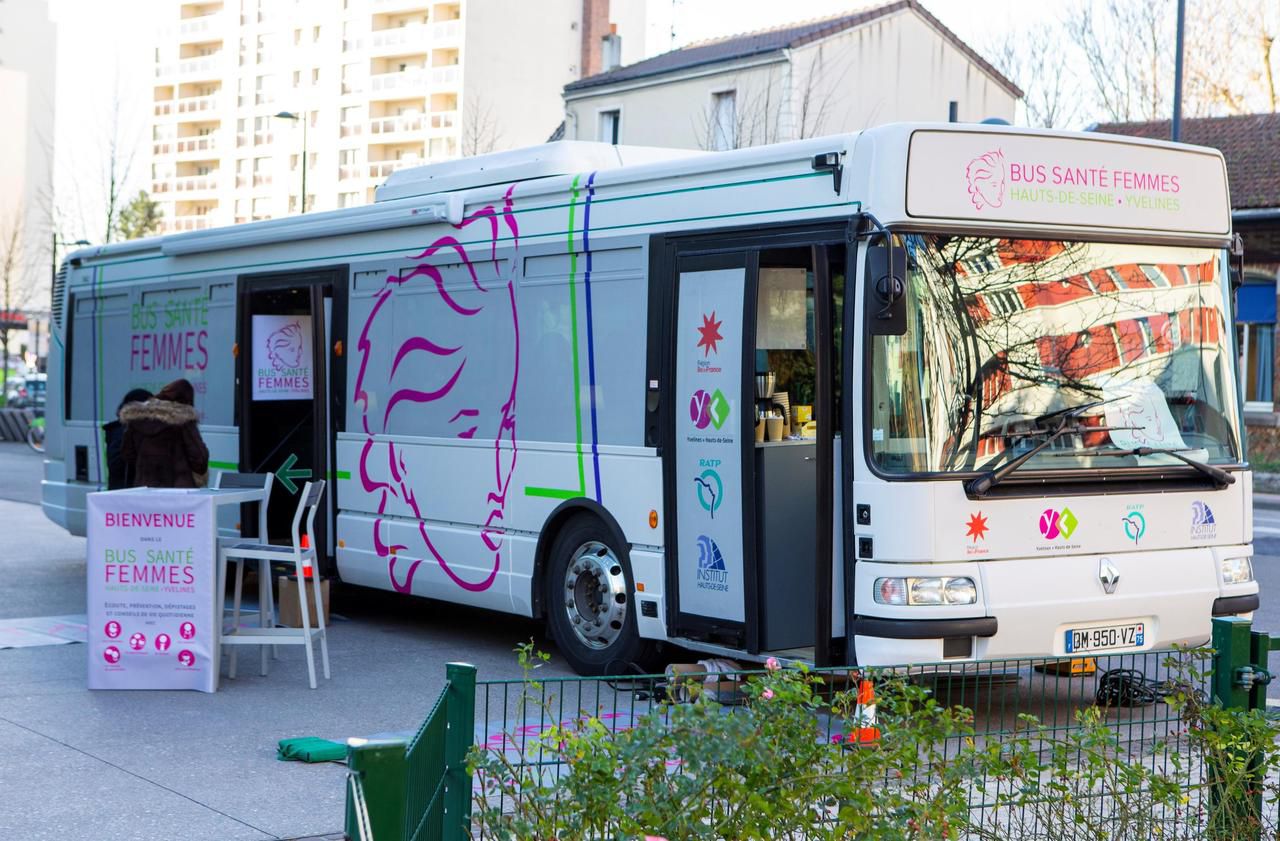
[1100,113,1280,444]
[559,0,1021,150]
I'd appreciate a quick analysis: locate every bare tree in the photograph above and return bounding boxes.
[100,95,137,245]
[1185,0,1279,115]
[986,23,1082,129]
[461,95,503,157]
[692,62,835,150]
[791,43,849,139]
[1066,0,1171,123]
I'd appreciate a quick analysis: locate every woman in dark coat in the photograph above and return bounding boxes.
[103,388,153,490]
[120,378,210,488]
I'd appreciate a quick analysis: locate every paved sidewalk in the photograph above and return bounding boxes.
[1256,492,1280,511]
[0,499,572,840]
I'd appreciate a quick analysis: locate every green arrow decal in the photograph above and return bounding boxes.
[275,453,312,495]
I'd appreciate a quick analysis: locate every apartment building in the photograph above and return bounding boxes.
[150,0,647,233]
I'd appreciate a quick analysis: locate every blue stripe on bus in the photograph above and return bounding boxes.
[583,171,603,505]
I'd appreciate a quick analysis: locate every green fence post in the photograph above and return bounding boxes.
[1209,616,1258,840]
[443,662,478,841]
[345,738,409,841]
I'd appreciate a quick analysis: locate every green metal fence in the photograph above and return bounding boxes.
[346,616,1280,840]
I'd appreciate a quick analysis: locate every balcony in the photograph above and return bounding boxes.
[432,20,460,41]
[368,160,419,179]
[155,62,176,79]
[154,101,174,117]
[369,113,424,136]
[431,65,459,86]
[153,141,174,156]
[429,110,457,131]
[372,0,430,10]
[151,181,172,194]
[173,174,219,193]
[175,134,219,154]
[339,164,364,181]
[253,131,273,145]
[253,173,273,187]
[370,68,428,95]
[171,215,213,232]
[178,14,219,40]
[177,54,224,78]
[176,94,218,115]
[370,25,428,51]
[339,122,363,138]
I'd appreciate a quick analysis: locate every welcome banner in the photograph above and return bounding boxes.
[87,490,216,692]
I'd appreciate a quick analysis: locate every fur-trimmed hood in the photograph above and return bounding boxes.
[119,398,198,427]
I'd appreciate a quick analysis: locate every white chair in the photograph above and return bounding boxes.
[212,471,277,671]
[218,480,330,689]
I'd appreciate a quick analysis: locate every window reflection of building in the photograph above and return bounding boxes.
[871,235,1240,474]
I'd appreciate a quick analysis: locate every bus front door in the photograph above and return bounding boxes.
[659,237,842,662]
[236,267,346,567]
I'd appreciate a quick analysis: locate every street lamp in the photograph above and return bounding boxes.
[275,111,308,213]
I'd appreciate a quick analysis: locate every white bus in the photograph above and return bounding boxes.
[43,123,1258,675]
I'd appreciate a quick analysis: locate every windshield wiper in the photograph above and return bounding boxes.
[1083,446,1235,488]
[966,400,1139,497]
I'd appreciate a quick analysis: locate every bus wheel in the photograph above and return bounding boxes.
[545,516,653,676]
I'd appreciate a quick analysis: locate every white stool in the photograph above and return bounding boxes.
[217,480,330,689]
[212,471,277,674]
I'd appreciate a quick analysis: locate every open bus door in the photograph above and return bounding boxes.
[235,266,347,571]
[651,228,846,665]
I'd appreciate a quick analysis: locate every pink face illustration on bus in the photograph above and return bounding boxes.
[266,321,306,370]
[965,149,1007,211]
[354,186,521,594]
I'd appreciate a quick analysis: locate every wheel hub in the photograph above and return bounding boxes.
[562,541,628,650]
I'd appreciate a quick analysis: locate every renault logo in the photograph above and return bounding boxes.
[1099,557,1120,595]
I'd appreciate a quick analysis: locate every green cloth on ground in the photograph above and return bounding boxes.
[277,736,347,763]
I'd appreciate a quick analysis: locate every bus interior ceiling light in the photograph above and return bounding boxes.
[874,577,977,606]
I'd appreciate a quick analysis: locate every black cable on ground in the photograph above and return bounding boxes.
[1094,668,1169,707]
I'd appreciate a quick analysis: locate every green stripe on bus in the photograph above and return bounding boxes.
[523,174,590,501]
[523,486,584,500]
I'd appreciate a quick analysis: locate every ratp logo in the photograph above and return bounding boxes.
[965,149,1007,210]
[694,468,723,518]
[695,534,729,592]
[1122,510,1147,545]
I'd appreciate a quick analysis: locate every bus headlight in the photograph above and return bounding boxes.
[1221,557,1254,585]
[874,576,977,606]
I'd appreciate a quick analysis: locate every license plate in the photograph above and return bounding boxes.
[1064,622,1145,653]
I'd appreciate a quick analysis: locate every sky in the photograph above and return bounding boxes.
[45,0,1047,243]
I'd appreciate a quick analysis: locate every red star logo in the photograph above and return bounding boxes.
[696,312,724,357]
[965,512,989,543]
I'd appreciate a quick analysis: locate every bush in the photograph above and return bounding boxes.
[469,648,1280,840]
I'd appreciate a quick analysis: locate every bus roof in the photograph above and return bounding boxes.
[66,123,1232,268]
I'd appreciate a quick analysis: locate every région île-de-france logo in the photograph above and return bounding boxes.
[965,148,1007,211]
[696,312,724,357]
[1191,500,1217,541]
[689,388,730,431]
[1039,506,1079,541]
[694,467,723,519]
[965,511,989,543]
[695,534,729,592]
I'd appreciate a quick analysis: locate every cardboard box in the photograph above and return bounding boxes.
[277,575,330,628]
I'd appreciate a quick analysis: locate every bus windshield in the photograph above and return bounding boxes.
[869,235,1242,476]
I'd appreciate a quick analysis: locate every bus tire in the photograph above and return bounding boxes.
[544,514,654,676]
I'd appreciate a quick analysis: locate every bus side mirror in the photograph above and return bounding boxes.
[865,242,907,335]
[1229,232,1245,291]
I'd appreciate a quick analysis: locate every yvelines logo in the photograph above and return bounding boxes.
[966,149,1007,210]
